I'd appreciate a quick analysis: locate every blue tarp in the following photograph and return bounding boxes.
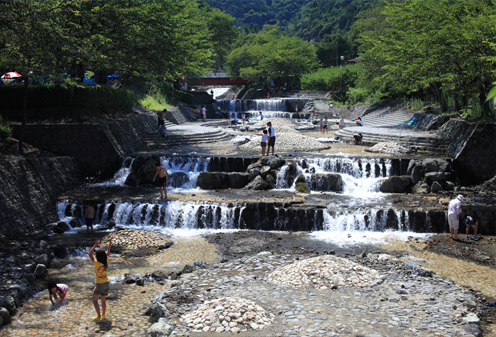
[83,77,97,85]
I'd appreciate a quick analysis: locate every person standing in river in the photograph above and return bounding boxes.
[448,195,463,240]
[84,204,95,234]
[153,163,169,200]
[266,121,275,156]
[88,234,115,321]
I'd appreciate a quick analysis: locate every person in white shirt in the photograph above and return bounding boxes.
[254,129,268,158]
[448,195,463,240]
[266,121,275,156]
[356,116,363,126]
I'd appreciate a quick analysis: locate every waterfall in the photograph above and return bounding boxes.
[322,208,410,232]
[90,157,135,187]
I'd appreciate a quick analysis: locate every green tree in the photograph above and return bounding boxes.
[356,0,496,118]
[226,24,320,84]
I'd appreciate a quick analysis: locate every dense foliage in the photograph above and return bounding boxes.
[226,25,320,86]
[0,116,12,148]
[301,64,358,92]
[355,0,495,118]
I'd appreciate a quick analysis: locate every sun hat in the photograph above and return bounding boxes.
[457,195,464,202]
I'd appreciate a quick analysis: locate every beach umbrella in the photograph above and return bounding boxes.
[1,72,21,79]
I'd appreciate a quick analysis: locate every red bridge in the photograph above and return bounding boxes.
[188,77,253,86]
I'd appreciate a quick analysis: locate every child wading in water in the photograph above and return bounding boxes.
[88,234,115,321]
[47,281,68,306]
[254,130,268,157]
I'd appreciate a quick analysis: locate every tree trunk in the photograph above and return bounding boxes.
[430,82,443,112]
[18,78,29,154]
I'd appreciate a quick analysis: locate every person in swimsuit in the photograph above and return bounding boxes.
[158,109,166,130]
[47,281,69,306]
[153,163,169,199]
[84,204,95,234]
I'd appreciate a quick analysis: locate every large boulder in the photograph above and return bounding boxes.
[431,181,443,193]
[244,176,268,190]
[422,159,440,173]
[197,172,227,189]
[295,174,310,194]
[261,155,285,169]
[0,296,16,315]
[132,155,151,172]
[125,172,141,187]
[69,218,81,228]
[380,176,412,193]
[424,172,446,183]
[34,254,50,268]
[411,165,424,185]
[412,181,430,194]
[248,168,261,181]
[145,292,170,323]
[139,159,159,175]
[308,173,343,192]
[443,181,455,191]
[53,222,70,234]
[34,264,47,278]
[266,174,277,189]
[260,166,271,179]
[246,162,262,172]
[406,159,419,175]
[0,307,11,325]
[227,172,250,189]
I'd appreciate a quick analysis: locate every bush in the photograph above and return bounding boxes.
[152,83,194,104]
[0,116,12,147]
[301,65,359,92]
[346,87,369,105]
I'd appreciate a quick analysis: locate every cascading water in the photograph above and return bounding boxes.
[218,99,288,113]
[91,158,135,187]
[161,156,210,191]
[276,157,391,194]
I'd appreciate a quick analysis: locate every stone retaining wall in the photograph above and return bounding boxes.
[439,119,496,184]
[11,115,157,178]
[0,156,81,238]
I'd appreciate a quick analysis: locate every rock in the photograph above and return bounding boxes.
[380,176,412,193]
[22,273,36,285]
[124,274,137,284]
[260,166,271,179]
[151,271,167,281]
[266,174,277,189]
[197,172,227,189]
[412,181,429,194]
[34,254,49,268]
[248,168,261,181]
[34,264,47,278]
[226,172,250,189]
[422,159,440,173]
[169,272,177,280]
[0,307,11,325]
[431,181,443,193]
[406,159,418,175]
[51,245,68,259]
[295,174,310,193]
[463,324,483,337]
[0,315,2,326]
[246,162,262,172]
[39,240,49,249]
[146,292,170,323]
[181,264,195,274]
[148,322,174,337]
[444,181,455,191]
[69,218,81,228]
[107,221,116,229]
[132,155,151,172]
[244,176,268,190]
[53,222,70,234]
[308,173,343,191]
[9,279,33,299]
[463,313,480,325]
[411,165,424,185]
[261,156,285,169]
[125,171,141,187]
[139,159,158,175]
[0,297,16,314]
[424,171,446,183]
[405,261,420,270]
[136,276,145,286]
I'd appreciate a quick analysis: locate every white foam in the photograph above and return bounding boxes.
[310,230,430,247]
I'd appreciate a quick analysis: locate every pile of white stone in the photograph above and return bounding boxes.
[365,141,414,154]
[100,229,171,250]
[181,297,275,333]
[241,118,326,151]
[267,255,382,289]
